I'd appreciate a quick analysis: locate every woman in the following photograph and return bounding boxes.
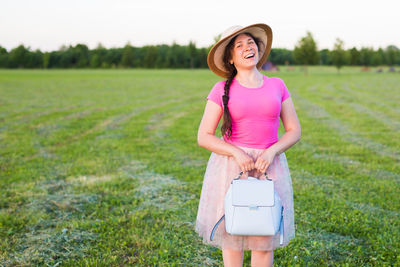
[195,23,301,266]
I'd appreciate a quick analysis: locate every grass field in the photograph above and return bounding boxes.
[0,67,399,266]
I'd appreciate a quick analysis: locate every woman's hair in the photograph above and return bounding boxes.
[221,32,263,139]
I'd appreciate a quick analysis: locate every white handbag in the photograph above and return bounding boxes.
[210,171,284,245]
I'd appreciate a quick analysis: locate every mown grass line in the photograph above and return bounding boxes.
[320,82,400,148]
[291,86,400,163]
[355,77,400,104]
[289,83,399,176]
[297,140,400,185]
[286,83,399,207]
[342,80,400,119]
[325,82,400,130]
[0,94,204,186]
[291,141,399,210]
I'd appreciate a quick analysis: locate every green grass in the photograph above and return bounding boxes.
[0,67,399,266]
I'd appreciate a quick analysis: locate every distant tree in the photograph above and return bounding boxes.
[46,51,60,68]
[8,45,29,68]
[105,48,123,68]
[0,46,9,68]
[348,47,360,65]
[198,48,208,68]
[371,48,385,66]
[74,44,89,68]
[58,47,73,68]
[187,41,197,68]
[166,42,183,68]
[143,46,158,68]
[359,47,374,66]
[59,45,68,51]
[293,32,319,74]
[26,49,43,68]
[90,43,107,68]
[55,44,89,68]
[90,54,101,68]
[163,46,172,68]
[121,44,134,67]
[43,52,50,68]
[154,45,168,68]
[385,45,398,66]
[331,38,347,72]
[319,49,331,65]
[270,48,293,65]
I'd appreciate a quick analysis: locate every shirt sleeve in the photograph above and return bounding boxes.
[280,79,291,103]
[206,81,224,107]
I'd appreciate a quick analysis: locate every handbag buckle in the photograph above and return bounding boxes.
[249,205,259,210]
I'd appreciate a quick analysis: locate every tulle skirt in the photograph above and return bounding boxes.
[195,145,295,251]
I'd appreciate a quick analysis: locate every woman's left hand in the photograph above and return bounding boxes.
[254,147,278,174]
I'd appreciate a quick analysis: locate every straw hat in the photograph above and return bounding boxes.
[207,23,273,78]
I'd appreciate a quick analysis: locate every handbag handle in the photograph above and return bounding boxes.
[237,171,272,181]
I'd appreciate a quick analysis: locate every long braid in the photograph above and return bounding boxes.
[221,68,237,139]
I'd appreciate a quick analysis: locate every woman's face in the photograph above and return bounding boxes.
[229,33,259,70]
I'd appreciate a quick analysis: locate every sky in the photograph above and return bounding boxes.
[1,0,399,52]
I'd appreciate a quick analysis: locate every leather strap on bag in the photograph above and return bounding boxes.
[210,215,225,241]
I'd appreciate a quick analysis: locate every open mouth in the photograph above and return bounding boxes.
[244,53,255,59]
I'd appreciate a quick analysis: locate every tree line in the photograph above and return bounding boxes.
[292,32,399,71]
[0,42,209,69]
[0,34,399,69]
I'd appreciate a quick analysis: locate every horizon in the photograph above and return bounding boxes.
[2,40,398,53]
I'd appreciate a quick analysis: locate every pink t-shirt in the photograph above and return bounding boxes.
[207,75,291,149]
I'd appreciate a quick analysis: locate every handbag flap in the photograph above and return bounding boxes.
[231,177,274,207]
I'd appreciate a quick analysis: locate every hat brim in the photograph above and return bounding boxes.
[207,23,273,78]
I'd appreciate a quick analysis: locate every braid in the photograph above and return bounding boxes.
[221,68,237,139]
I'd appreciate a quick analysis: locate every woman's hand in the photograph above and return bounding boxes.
[232,149,255,174]
[255,148,278,174]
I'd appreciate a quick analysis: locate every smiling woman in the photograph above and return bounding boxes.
[195,23,301,267]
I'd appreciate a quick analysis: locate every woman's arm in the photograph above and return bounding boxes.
[271,97,301,155]
[197,100,256,172]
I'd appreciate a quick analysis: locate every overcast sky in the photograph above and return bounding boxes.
[1,0,399,52]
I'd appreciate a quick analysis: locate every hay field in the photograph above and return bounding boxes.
[0,67,399,266]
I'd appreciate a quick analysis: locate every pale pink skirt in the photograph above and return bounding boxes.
[195,145,295,251]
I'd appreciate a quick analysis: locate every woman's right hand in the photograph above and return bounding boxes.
[232,149,255,174]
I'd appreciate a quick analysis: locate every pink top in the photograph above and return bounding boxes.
[207,75,291,149]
